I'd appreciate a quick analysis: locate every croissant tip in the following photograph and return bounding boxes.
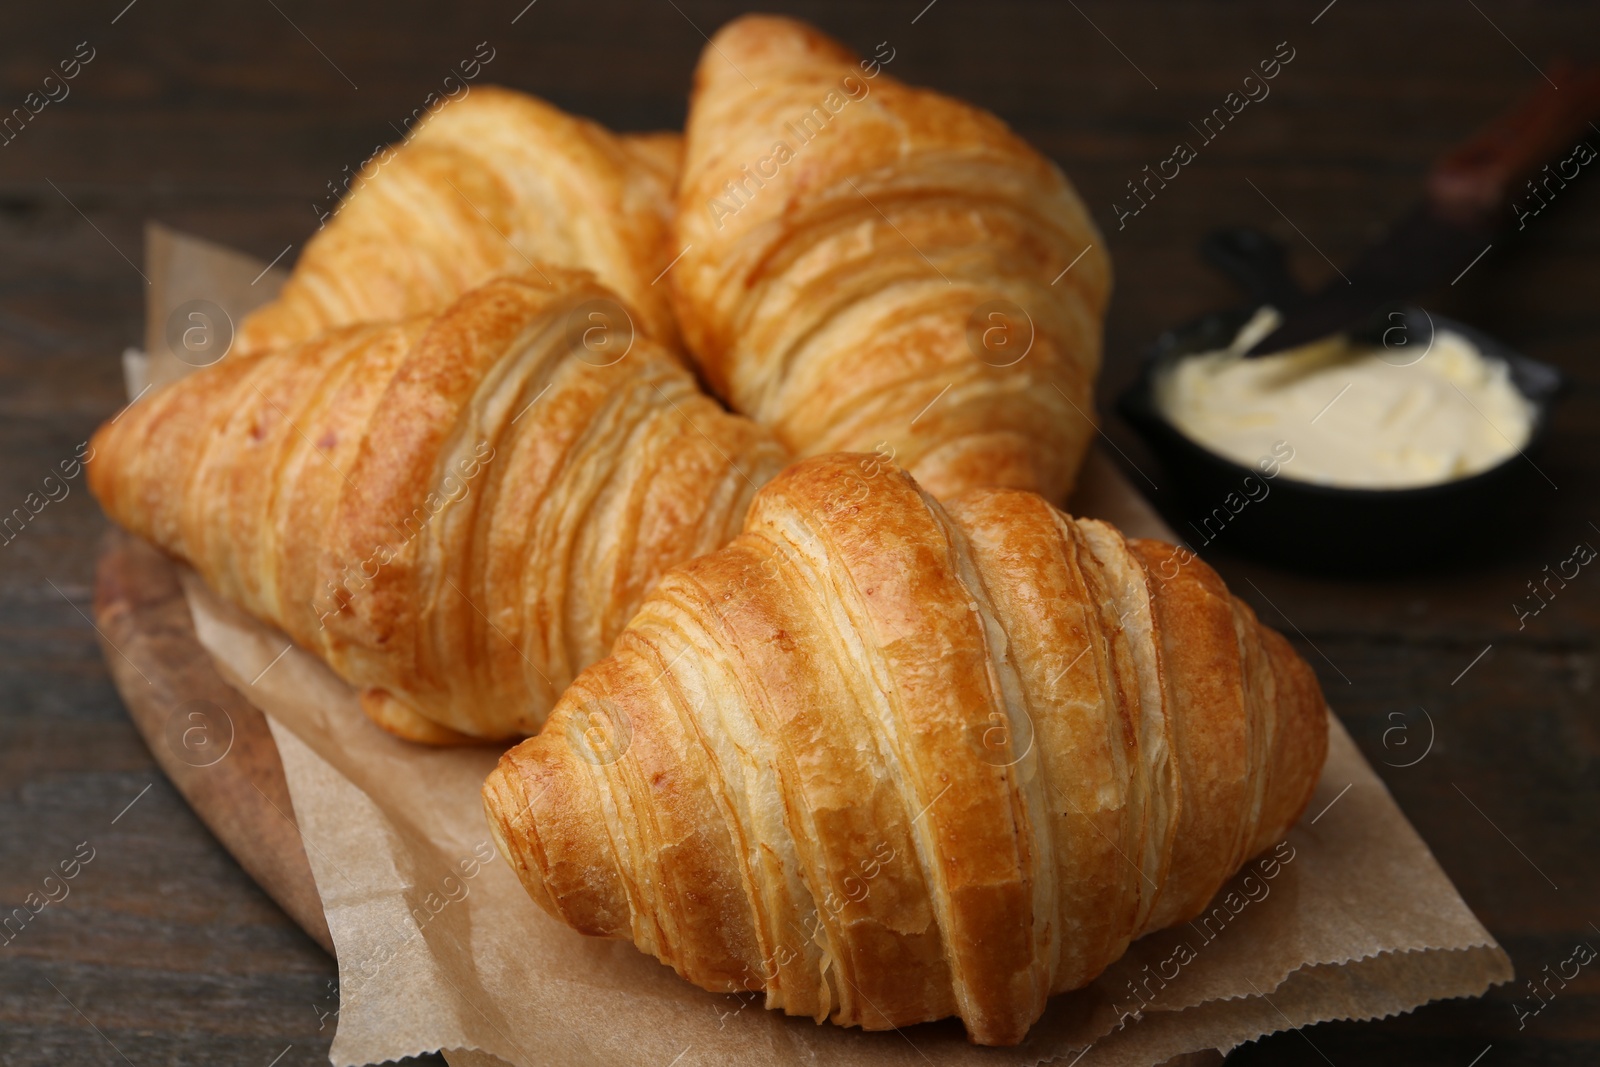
[358,688,485,745]
[482,751,556,914]
[700,12,859,75]
[484,736,637,939]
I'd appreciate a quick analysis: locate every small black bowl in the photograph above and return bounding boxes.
[1116,228,1565,573]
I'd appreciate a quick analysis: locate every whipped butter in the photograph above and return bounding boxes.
[1155,308,1535,489]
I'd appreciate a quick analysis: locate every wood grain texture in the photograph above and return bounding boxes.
[0,1,1595,1065]
[91,526,333,955]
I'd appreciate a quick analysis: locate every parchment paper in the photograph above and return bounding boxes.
[141,221,291,388]
[143,230,1511,1066]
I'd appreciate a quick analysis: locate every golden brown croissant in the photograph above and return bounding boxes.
[618,130,684,193]
[670,16,1111,504]
[90,270,788,742]
[484,453,1327,1045]
[234,86,682,356]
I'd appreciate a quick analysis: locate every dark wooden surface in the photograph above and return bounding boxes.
[1,1,1595,1065]
[92,527,334,957]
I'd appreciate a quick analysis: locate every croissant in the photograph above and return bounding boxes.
[618,129,685,192]
[670,16,1111,504]
[90,270,788,742]
[484,453,1327,1045]
[235,86,682,356]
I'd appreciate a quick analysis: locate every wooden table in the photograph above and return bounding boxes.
[1,2,1594,1064]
